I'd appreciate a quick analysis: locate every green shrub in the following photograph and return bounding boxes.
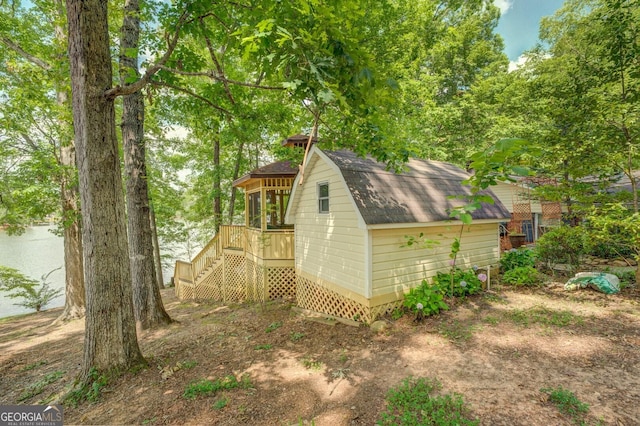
[535,226,586,272]
[502,266,541,287]
[584,204,639,260]
[500,248,536,272]
[432,268,482,297]
[403,280,449,317]
[378,377,478,426]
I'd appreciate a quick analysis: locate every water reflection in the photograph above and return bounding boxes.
[0,226,64,318]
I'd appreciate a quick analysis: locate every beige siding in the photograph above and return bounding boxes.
[371,223,500,297]
[493,182,543,214]
[293,155,366,296]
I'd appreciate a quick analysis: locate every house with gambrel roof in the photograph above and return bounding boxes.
[173,141,510,323]
[284,147,509,322]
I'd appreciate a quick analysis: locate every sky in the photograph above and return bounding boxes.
[494,0,566,67]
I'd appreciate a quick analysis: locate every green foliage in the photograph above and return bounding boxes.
[21,360,48,371]
[500,248,536,272]
[265,321,282,333]
[536,226,586,272]
[290,332,305,342]
[0,266,62,312]
[432,269,482,298]
[502,266,542,287]
[585,204,640,261]
[301,357,323,371]
[391,308,404,320]
[403,279,449,317]
[18,371,64,402]
[64,367,109,407]
[401,232,439,250]
[254,344,273,351]
[183,375,252,400]
[540,386,589,421]
[212,396,229,410]
[377,377,478,426]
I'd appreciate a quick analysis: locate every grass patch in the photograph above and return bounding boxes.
[180,360,198,369]
[290,332,305,342]
[378,376,478,425]
[254,344,273,350]
[483,315,499,325]
[541,386,589,423]
[438,321,476,343]
[505,306,583,328]
[183,374,252,400]
[21,360,48,371]
[18,370,64,402]
[265,322,282,333]
[301,356,324,371]
[212,396,229,410]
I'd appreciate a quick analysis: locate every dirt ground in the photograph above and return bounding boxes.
[1,281,639,425]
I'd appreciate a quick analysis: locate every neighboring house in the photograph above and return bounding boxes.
[284,147,510,322]
[173,143,510,323]
[491,179,564,245]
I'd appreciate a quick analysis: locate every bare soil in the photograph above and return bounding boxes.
[1,282,639,426]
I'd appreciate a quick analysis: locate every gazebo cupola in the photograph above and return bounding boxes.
[232,160,298,231]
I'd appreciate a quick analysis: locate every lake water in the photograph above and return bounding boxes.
[0,226,65,318]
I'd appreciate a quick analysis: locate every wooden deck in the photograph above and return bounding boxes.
[173,225,295,302]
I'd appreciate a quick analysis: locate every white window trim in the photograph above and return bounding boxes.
[317,181,329,214]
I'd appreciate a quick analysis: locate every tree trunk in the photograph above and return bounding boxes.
[53,2,85,324]
[66,0,144,379]
[149,204,164,289]
[54,146,85,323]
[213,133,221,232]
[228,141,244,223]
[120,0,173,329]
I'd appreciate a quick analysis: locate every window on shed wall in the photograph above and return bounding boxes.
[318,182,329,213]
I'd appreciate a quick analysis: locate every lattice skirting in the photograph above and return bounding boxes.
[222,253,246,302]
[267,267,296,300]
[175,281,194,300]
[296,275,403,324]
[195,263,223,300]
[246,258,266,303]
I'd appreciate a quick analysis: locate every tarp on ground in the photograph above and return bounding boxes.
[564,272,620,294]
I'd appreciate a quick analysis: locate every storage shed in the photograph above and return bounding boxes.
[285,146,510,322]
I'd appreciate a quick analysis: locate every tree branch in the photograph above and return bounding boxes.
[150,81,233,116]
[200,19,236,105]
[0,36,51,70]
[105,8,191,99]
[157,65,284,90]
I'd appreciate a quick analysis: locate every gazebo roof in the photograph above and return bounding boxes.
[232,160,299,188]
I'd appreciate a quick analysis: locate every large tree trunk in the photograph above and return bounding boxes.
[120,0,172,329]
[53,0,85,324]
[54,145,85,323]
[66,0,144,379]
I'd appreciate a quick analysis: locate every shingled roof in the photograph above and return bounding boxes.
[233,160,298,188]
[322,149,510,225]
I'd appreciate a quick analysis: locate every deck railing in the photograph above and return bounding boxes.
[191,225,246,280]
[173,259,193,284]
